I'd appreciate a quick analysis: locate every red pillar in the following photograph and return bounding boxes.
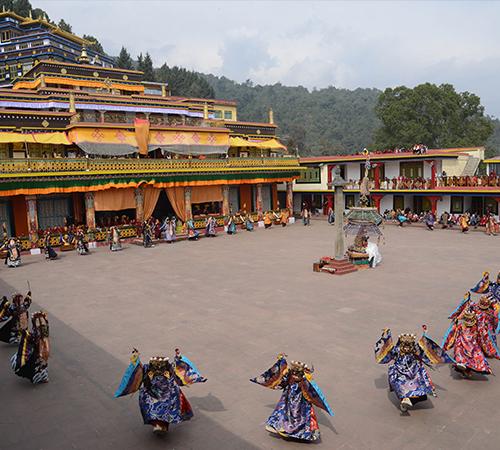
[426,195,442,215]
[371,194,385,212]
[374,164,381,189]
[425,160,436,188]
[325,194,333,214]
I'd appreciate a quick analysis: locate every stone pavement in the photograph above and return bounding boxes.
[0,221,499,449]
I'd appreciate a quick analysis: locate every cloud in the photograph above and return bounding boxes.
[33,0,500,116]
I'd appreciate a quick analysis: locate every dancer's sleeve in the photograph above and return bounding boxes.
[250,354,289,389]
[300,374,334,416]
[114,351,143,397]
[174,350,207,386]
[470,272,490,294]
[0,297,11,321]
[441,322,458,350]
[374,329,394,364]
[418,326,454,364]
[448,292,471,320]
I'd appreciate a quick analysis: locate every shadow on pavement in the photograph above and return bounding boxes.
[0,279,258,450]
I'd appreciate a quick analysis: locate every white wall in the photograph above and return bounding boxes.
[293,194,302,213]
[436,196,451,216]
[384,161,399,179]
[380,195,393,212]
[423,162,432,178]
[346,162,360,181]
[463,196,472,213]
[404,195,413,210]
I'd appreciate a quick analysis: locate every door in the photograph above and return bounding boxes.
[37,196,72,229]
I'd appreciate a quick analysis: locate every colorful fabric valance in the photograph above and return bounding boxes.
[0,132,71,145]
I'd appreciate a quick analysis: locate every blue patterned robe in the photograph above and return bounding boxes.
[139,364,192,425]
[387,349,434,401]
[266,379,319,441]
[251,357,333,442]
[115,353,206,429]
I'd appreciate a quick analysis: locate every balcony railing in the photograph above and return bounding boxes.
[0,157,300,176]
[344,175,500,190]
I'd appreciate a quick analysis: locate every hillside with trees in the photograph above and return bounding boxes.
[203,75,381,155]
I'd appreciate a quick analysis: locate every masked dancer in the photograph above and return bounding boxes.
[442,309,492,378]
[0,291,32,345]
[186,219,200,241]
[375,327,452,412]
[115,348,206,435]
[11,311,50,384]
[205,216,217,237]
[109,225,122,251]
[43,231,58,260]
[448,292,500,359]
[251,354,333,442]
[76,228,89,255]
[3,237,21,267]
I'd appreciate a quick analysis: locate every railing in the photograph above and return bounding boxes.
[0,157,300,175]
[344,175,500,190]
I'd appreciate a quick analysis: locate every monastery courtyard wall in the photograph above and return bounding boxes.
[0,221,498,449]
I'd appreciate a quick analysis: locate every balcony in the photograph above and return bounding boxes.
[344,175,500,191]
[0,156,301,178]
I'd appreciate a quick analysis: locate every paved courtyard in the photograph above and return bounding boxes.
[0,220,499,450]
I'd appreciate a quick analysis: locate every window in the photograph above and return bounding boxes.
[213,110,222,119]
[360,163,385,180]
[485,197,499,215]
[400,161,423,178]
[296,166,321,184]
[345,194,355,209]
[450,196,464,214]
[224,110,232,120]
[0,201,12,236]
[1,31,11,42]
[37,196,72,229]
[393,195,404,211]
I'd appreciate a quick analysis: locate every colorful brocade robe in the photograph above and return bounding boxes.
[442,323,491,374]
[448,293,500,358]
[375,329,451,402]
[250,356,333,442]
[11,329,49,384]
[115,352,206,427]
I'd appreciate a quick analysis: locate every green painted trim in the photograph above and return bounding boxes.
[0,170,301,191]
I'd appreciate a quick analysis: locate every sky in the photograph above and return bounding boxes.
[36,0,500,117]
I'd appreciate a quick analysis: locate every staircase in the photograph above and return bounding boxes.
[461,156,480,176]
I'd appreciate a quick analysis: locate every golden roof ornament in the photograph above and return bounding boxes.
[78,46,90,64]
[269,108,274,124]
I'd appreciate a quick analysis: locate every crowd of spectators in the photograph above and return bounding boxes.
[382,208,499,234]
[344,172,499,190]
[355,143,429,156]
